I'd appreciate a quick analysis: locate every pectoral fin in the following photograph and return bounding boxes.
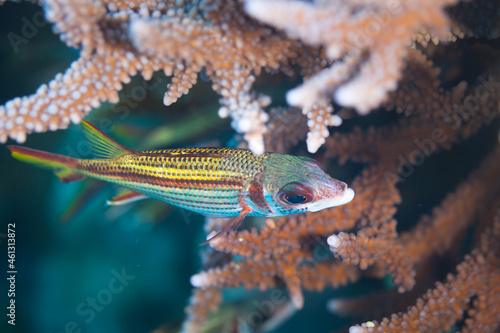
[200,206,252,246]
[106,190,148,206]
[248,180,272,215]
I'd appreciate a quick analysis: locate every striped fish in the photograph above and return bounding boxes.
[8,121,354,243]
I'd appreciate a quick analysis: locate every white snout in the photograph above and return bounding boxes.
[308,187,355,212]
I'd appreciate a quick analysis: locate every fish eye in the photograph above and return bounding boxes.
[278,182,314,206]
[286,194,307,204]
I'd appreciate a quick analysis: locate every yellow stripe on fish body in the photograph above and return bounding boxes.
[77,147,266,217]
[8,120,355,243]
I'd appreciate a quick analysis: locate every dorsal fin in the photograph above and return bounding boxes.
[81,121,135,159]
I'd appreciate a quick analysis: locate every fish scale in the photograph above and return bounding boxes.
[77,148,266,217]
[8,120,354,243]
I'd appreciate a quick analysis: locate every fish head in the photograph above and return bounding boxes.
[262,154,355,216]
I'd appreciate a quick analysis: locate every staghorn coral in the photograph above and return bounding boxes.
[0,0,336,154]
[2,0,500,332]
[350,206,500,333]
[180,42,500,332]
[447,0,500,40]
[333,145,500,332]
[244,0,459,114]
[0,0,476,154]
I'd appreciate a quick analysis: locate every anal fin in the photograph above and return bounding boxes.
[107,190,148,206]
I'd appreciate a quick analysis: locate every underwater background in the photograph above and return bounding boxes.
[1,2,500,333]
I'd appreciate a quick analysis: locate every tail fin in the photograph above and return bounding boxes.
[8,146,85,183]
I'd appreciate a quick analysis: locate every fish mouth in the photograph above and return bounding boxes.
[308,187,355,212]
[338,188,355,205]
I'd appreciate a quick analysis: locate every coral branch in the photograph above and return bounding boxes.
[0,51,136,143]
[245,0,457,113]
[1,1,500,331]
[350,208,500,333]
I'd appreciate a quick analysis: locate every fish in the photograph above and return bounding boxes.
[8,121,354,244]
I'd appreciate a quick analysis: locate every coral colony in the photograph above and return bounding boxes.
[1,0,500,332]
